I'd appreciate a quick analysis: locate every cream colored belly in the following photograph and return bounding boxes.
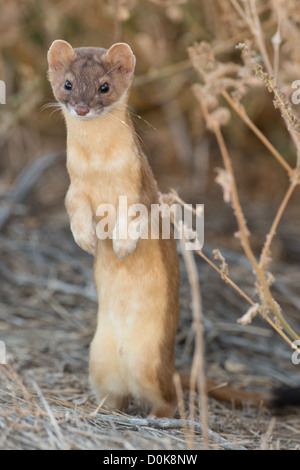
[90,237,167,398]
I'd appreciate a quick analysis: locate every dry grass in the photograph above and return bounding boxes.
[1,181,300,449]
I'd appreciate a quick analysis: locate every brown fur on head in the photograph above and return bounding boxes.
[47,40,136,120]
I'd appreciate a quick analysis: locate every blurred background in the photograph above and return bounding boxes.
[0,0,299,256]
[1,0,300,449]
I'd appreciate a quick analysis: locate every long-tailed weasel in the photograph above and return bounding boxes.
[47,40,300,417]
[47,40,180,418]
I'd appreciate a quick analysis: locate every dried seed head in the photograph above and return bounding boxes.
[237,304,260,325]
[215,168,233,203]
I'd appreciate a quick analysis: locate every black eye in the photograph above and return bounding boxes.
[99,82,110,93]
[64,80,72,90]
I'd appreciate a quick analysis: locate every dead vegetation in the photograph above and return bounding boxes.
[1,195,300,450]
[1,0,300,450]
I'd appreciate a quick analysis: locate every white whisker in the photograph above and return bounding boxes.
[49,107,63,119]
[107,112,145,146]
[41,102,62,111]
[40,102,64,121]
[129,110,158,133]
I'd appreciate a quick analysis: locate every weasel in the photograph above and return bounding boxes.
[47,40,180,418]
[47,40,300,417]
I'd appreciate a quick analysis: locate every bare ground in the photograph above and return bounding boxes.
[0,155,300,451]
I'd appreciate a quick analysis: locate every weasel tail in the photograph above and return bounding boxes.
[179,372,300,409]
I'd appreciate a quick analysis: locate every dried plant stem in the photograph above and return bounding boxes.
[221,90,293,176]
[259,180,298,269]
[270,81,300,157]
[165,80,300,343]
[272,24,281,82]
[194,83,298,340]
[1,365,36,414]
[173,373,194,449]
[230,0,300,158]
[195,248,253,305]
[230,0,272,74]
[195,248,297,349]
[219,90,299,336]
[220,89,299,335]
[248,0,273,75]
[96,414,246,450]
[179,235,209,449]
[134,59,191,86]
[230,0,251,27]
[213,123,299,341]
[32,381,69,450]
[260,417,276,450]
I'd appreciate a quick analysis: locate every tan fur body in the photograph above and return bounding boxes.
[48,40,300,417]
[63,98,179,417]
[47,40,258,416]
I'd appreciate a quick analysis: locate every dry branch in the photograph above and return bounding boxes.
[179,235,209,448]
[93,413,247,450]
[186,14,300,345]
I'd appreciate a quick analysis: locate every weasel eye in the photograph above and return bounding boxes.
[64,80,72,90]
[99,82,110,93]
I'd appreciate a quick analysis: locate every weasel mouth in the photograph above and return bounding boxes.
[64,104,102,121]
[74,105,90,116]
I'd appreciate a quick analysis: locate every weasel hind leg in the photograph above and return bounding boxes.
[150,399,177,419]
[99,392,129,412]
[89,374,129,412]
[89,335,129,412]
[132,363,177,418]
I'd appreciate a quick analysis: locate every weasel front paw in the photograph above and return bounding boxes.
[71,223,97,255]
[113,236,137,260]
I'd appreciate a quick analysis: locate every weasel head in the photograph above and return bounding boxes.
[47,40,136,121]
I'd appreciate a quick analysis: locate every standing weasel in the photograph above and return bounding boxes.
[47,40,300,417]
[47,40,180,418]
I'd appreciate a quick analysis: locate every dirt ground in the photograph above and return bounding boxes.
[0,149,300,451]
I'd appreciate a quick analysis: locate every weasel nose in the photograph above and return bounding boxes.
[75,105,89,116]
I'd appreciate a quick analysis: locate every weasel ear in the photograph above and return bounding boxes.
[47,40,77,69]
[105,43,136,74]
